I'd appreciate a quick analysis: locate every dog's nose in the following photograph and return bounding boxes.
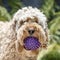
[28,29,35,35]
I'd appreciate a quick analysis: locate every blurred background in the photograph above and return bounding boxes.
[0,0,60,60]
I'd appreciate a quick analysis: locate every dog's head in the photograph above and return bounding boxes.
[12,7,48,58]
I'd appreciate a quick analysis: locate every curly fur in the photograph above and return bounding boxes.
[0,7,48,60]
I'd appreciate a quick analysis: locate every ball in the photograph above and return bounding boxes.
[24,36,40,50]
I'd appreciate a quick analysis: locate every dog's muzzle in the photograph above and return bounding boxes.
[24,36,40,50]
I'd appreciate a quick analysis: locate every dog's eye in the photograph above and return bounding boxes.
[33,17,38,23]
[35,20,38,23]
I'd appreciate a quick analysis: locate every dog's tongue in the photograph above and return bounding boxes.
[24,36,40,50]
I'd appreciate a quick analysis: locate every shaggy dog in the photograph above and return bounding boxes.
[0,7,48,60]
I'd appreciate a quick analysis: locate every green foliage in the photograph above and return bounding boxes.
[41,0,60,44]
[0,6,11,21]
[0,0,23,21]
[7,0,23,15]
[39,0,60,60]
[49,16,60,44]
[41,0,54,19]
[38,43,60,60]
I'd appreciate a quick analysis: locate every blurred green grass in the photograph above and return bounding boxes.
[37,43,60,60]
[0,0,60,60]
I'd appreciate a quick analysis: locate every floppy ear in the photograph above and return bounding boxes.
[41,22,48,48]
[45,28,49,42]
[15,40,24,54]
[43,28,49,48]
[11,20,17,30]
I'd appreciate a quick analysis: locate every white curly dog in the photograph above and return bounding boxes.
[0,7,48,60]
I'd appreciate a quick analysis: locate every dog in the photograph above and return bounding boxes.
[0,7,48,60]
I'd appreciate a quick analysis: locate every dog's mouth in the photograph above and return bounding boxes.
[23,36,40,50]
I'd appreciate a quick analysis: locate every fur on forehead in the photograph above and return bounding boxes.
[12,6,47,29]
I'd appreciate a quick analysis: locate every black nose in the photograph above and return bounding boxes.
[28,30,35,35]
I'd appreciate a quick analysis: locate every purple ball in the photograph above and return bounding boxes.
[24,36,40,50]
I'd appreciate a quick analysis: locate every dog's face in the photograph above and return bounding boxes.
[13,7,48,58]
[16,17,48,58]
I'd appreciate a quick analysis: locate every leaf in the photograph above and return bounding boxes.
[0,6,11,21]
[38,44,60,60]
[7,0,24,15]
[41,0,54,19]
[49,16,60,33]
[48,16,60,44]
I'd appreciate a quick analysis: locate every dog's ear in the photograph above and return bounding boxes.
[10,19,17,31]
[11,19,21,32]
[44,27,48,41]
[43,28,48,48]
